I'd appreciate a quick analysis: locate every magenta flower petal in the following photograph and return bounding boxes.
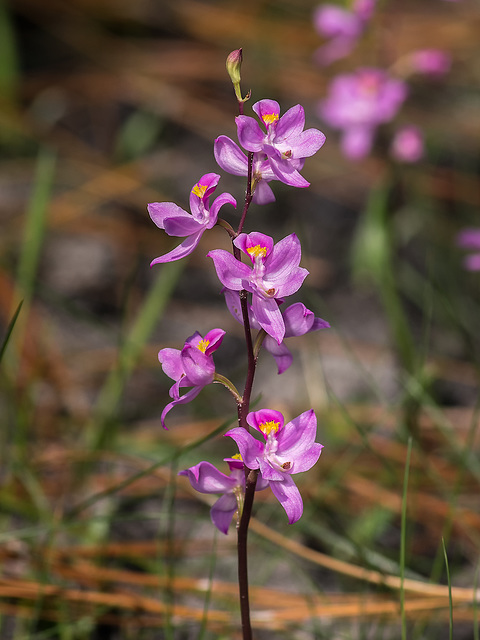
[209,192,237,226]
[275,104,306,141]
[265,234,302,281]
[179,461,238,494]
[181,345,215,387]
[277,410,324,473]
[148,202,185,230]
[269,475,304,524]
[252,295,285,344]
[211,493,239,534]
[150,230,204,266]
[254,180,276,204]
[283,302,330,336]
[268,156,311,188]
[225,427,263,470]
[207,249,252,291]
[263,336,293,374]
[160,385,203,429]
[163,215,203,237]
[290,128,327,158]
[236,115,265,152]
[158,348,184,381]
[214,135,249,175]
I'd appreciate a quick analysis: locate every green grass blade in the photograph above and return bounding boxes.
[442,538,453,640]
[474,561,479,640]
[0,299,22,364]
[85,258,185,452]
[0,0,19,102]
[69,412,235,519]
[400,437,412,640]
[16,149,56,303]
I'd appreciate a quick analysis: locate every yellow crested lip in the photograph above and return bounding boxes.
[192,183,208,198]
[247,244,268,260]
[262,112,279,127]
[259,420,280,436]
[197,338,210,353]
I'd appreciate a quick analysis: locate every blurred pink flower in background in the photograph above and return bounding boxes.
[457,229,480,271]
[313,0,376,66]
[318,67,407,159]
[409,49,452,76]
[390,125,424,163]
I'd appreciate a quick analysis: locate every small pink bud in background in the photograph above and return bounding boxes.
[390,125,424,163]
[410,49,452,76]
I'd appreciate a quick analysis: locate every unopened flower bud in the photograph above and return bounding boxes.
[226,48,243,85]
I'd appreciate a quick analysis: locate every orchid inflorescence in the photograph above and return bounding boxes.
[149,50,328,532]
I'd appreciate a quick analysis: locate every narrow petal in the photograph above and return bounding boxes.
[150,230,204,265]
[178,461,238,494]
[269,476,304,524]
[312,317,330,330]
[214,136,248,176]
[225,427,263,469]
[211,494,239,534]
[268,155,310,188]
[253,181,276,205]
[148,202,186,230]
[160,385,203,429]
[252,295,285,344]
[203,328,226,355]
[263,335,293,374]
[236,115,265,152]
[209,192,237,228]
[207,249,252,291]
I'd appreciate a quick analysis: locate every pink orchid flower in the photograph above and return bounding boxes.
[226,409,323,524]
[208,231,309,345]
[158,328,225,428]
[148,173,236,265]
